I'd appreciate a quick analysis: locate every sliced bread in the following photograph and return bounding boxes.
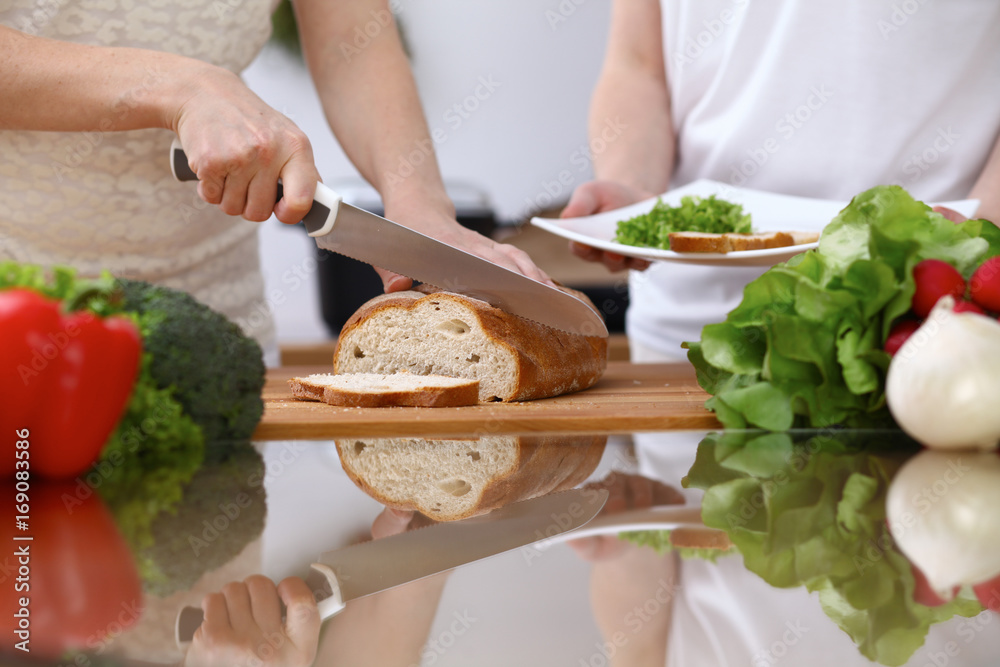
[667,230,819,253]
[333,288,607,402]
[668,526,734,552]
[288,372,480,408]
[335,434,608,521]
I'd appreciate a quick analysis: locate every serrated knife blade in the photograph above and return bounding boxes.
[170,141,608,337]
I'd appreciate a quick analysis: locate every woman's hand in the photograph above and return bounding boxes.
[568,472,685,562]
[933,205,968,224]
[172,66,322,226]
[371,506,437,538]
[182,575,320,667]
[562,180,655,273]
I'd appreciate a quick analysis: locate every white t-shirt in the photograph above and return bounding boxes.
[627,0,1000,360]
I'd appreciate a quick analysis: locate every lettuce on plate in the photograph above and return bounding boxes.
[615,195,752,249]
[684,431,982,666]
[683,185,1000,429]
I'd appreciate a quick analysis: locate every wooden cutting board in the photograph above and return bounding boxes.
[254,362,720,439]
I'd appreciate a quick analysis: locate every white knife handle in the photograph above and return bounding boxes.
[173,562,346,648]
[310,562,347,621]
[169,137,342,237]
[307,183,342,237]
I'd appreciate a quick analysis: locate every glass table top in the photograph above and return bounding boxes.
[5,430,998,667]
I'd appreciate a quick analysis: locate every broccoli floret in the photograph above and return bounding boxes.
[116,279,266,460]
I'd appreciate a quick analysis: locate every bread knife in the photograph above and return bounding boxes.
[170,140,608,338]
[175,487,608,645]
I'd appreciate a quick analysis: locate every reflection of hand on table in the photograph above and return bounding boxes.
[314,507,452,667]
[371,506,437,538]
[179,507,446,667]
[181,575,319,667]
[568,472,685,561]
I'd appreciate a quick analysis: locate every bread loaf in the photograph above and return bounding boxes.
[667,230,819,253]
[333,288,607,402]
[288,373,480,408]
[335,435,608,521]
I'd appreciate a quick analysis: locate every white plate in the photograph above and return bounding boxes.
[530,180,981,268]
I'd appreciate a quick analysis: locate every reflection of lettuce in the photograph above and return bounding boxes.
[683,186,1000,429]
[100,441,265,596]
[619,529,732,562]
[684,431,982,666]
[96,358,205,560]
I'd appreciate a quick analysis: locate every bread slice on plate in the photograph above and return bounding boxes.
[668,231,820,254]
[336,434,608,521]
[288,372,479,408]
[333,287,607,403]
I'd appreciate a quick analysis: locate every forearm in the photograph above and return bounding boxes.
[589,67,675,195]
[0,25,221,133]
[589,546,677,667]
[295,0,453,216]
[315,573,449,666]
[969,131,1000,224]
[589,0,674,195]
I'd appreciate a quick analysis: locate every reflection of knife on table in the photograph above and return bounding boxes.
[179,508,452,667]
[177,489,608,662]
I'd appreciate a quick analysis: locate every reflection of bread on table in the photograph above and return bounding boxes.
[336,435,608,521]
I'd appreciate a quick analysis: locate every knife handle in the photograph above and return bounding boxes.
[174,562,347,647]
[169,138,342,237]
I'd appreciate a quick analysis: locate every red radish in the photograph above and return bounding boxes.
[911,563,956,607]
[973,574,1000,612]
[885,319,922,356]
[970,257,1000,312]
[953,299,987,315]
[911,259,966,318]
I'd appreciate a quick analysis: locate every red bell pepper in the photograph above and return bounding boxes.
[1,288,141,479]
[0,480,144,657]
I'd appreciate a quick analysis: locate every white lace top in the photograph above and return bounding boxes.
[0,0,283,350]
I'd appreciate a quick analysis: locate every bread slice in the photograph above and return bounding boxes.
[288,372,480,408]
[335,434,608,521]
[333,288,607,403]
[788,231,821,245]
[668,230,818,254]
[668,526,734,552]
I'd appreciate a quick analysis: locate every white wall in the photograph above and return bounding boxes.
[400,0,611,221]
[243,1,612,342]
